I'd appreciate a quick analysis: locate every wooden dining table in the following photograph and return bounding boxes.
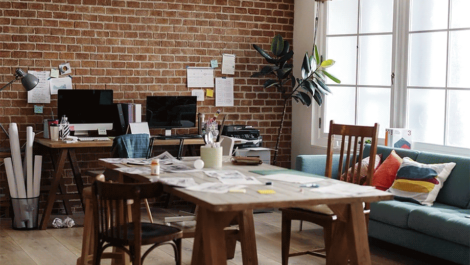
[98,158,393,265]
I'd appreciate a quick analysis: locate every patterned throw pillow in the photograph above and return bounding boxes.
[340,155,381,184]
[388,157,456,206]
[372,150,403,191]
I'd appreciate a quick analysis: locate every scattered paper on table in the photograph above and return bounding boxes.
[205,170,262,185]
[187,67,214,88]
[258,174,324,184]
[159,178,197,188]
[313,183,376,195]
[206,89,214,97]
[191,89,205,101]
[215,77,234,107]
[27,71,51,103]
[222,54,235,75]
[115,167,151,175]
[162,163,198,173]
[50,77,72,95]
[186,183,245,194]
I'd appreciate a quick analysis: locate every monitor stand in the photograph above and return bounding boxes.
[165,129,172,136]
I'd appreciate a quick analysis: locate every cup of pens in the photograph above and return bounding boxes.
[201,109,223,169]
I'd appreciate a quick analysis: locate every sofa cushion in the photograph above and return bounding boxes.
[372,150,402,191]
[370,200,423,228]
[408,203,470,247]
[415,152,470,209]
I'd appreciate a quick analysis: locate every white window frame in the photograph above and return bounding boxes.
[312,0,470,157]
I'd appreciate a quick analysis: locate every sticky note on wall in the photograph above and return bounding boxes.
[206,89,214,98]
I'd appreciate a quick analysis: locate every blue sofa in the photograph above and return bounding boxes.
[296,145,470,265]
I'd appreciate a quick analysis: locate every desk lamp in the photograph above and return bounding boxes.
[0,68,39,92]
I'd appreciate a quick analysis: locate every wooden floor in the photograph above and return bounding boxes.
[0,209,456,265]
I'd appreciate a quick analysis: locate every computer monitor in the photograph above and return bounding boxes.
[146,96,197,134]
[58,89,114,135]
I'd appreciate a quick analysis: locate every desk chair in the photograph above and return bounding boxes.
[220,136,235,156]
[280,121,379,264]
[92,181,182,265]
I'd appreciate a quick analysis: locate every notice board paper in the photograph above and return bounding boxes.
[50,77,72,95]
[28,71,51,104]
[215,77,234,107]
[191,89,205,101]
[222,54,236,75]
[187,67,214,88]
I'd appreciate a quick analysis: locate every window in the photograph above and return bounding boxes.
[319,0,470,150]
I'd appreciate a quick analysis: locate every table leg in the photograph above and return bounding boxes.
[238,210,258,265]
[191,208,238,265]
[68,149,85,211]
[328,202,371,265]
[40,149,68,230]
[49,149,73,215]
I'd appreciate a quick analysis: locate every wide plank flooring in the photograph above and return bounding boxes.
[0,209,456,265]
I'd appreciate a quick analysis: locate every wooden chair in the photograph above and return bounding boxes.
[280,121,379,264]
[92,181,182,265]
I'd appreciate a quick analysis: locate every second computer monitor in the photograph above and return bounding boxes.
[146,96,197,130]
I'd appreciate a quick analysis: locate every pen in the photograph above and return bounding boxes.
[300,183,319,188]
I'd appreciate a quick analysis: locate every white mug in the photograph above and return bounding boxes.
[50,126,59,141]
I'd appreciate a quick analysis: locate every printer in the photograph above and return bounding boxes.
[221,125,262,148]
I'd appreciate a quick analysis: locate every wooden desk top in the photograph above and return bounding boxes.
[99,159,394,212]
[35,137,205,149]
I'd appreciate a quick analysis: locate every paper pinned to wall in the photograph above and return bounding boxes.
[222,54,235,75]
[27,71,50,104]
[50,77,72,95]
[187,67,214,88]
[215,77,234,107]
[191,89,205,101]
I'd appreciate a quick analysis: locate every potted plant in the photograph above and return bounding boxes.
[251,34,340,165]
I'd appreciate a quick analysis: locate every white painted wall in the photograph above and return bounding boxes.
[291,0,326,169]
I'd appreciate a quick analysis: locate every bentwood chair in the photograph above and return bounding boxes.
[280,121,379,264]
[92,181,182,265]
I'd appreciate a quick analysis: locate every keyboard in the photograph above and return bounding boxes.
[154,134,203,140]
[78,137,111,142]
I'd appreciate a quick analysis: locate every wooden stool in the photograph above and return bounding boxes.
[77,184,127,265]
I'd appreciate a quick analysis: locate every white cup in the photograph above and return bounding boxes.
[50,126,59,141]
[200,146,223,169]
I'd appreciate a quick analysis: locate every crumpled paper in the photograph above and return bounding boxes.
[51,217,75,228]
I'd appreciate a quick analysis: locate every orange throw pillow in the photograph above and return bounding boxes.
[372,150,403,191]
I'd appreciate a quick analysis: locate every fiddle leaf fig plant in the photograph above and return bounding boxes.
[251,34,340,165]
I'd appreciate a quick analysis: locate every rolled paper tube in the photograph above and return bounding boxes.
[9,123,26,198]
[33,155,42,197]
[4,158,19,198]
[26,126,34,198]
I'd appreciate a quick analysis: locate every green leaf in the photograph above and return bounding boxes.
[314,78,332,94]
[271,35,284,57]
[314,45,320,66]
[310,55,316,70]
[276,68,292,80]
[313,71,326,83]
[278,50,294,68]
[299,92,312,107]
[313,90,323,106]
[253,44,277,64]
[292,94,306,105]
[322,70,341,83]
[280,40,290,56]
[291,75,296,89]
[301,80,314,95]
[250,66,276,78]
[320,59,335,68]
[311,80,326,95]
[263,79,278,89]
[301,53,310,79]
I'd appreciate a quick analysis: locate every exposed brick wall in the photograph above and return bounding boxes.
[0,0,294,215]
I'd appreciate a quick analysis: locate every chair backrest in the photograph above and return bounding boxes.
[92,181,163,246]
[220,136,234,156]
[325,120,379,186]
[111,134,150,158]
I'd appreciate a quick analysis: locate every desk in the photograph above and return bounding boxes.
[35,138,204,230]
[99,159,393,265]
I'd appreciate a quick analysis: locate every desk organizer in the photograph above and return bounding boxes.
[200,146,222,169]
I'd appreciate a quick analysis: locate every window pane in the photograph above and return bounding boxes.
[410,0,448,31]
[327,0,358,35]
[448,30,470,88]
[360,0,394,34]
[326,36,357,85]
[407,89,445,145]
[324,86,356,133]
[447,90,470,148]
[450,0,470,29]
[408,32,447,87]
[358,35,393,86]
[357,87,391,138]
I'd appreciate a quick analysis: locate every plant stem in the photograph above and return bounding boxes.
[273,97,288,166]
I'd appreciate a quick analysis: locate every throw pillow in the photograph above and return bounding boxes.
[388,157,456,206]
[372,150,403,191]
[340,155,381,184]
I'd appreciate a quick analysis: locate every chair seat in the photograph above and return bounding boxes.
[105,222,182,245]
